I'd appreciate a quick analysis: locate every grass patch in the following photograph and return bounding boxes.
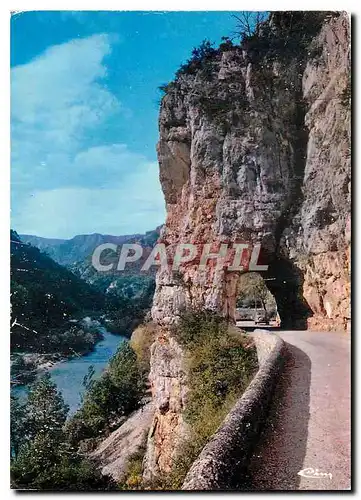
[117,447,147,491]
[158,309,258,489]
[106,311,257,491]
[130,321,158,374]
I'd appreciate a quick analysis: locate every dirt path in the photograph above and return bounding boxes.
[245,330,351,491]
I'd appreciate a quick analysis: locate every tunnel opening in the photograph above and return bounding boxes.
[235,272,278,326]
[263,256,313,330]
[232,255,313,330]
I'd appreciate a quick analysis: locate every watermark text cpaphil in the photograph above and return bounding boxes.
[91,242,269,273]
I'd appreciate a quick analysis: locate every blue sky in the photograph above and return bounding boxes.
[11,10,239,238]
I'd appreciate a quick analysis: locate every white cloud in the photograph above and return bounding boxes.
[11,34,165,237]
[11,34,120,190]
[71,144,147,187]
[12,34,118,143]
[15,161,164,238]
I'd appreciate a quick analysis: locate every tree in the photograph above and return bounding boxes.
[232,11,268,40]
[11,375,68,462]
[26,373,69,441]
[82,364,96,391]
[11,374,116,490]
[11,230,105,353]
[109,342,143,391]
[176,39,217,77]
[10,395,27,459]
[66,342,145,446]
[11,432,117,490]
[237,273,275,315]
[11,374,69,488]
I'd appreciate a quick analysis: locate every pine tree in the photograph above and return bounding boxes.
[11,374,68,488]
[26,373,69,441]
[10,394,26,459]
[11,374,116,490]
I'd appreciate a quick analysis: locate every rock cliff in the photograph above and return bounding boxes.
[144,12,351,480]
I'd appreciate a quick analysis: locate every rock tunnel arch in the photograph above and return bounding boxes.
[235,271,278,324]
[227,255,313,330]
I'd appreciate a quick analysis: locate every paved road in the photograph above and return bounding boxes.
[245,330,351,491]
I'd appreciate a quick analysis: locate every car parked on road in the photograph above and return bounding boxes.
[254,311,270,325]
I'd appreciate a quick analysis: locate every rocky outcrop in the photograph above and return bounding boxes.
[293,14,351,331]
[90,403,154,482]
[142,334,190,481]
[152,12,350,331]
[145,12,351,480]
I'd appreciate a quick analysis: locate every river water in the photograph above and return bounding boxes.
[12,327,126,415]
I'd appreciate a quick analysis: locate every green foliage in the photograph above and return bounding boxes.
[11,373,115,490]
[166,310,258,488]
[25,373,69,441]
[237,272,274,309]
[130,321,158,374]
[108,342,142,389]
[65,270,156,337]
[219,36,235,51]
[117,446,147,490]
[173,309,225,348]
[82,365,96,393]
[54,325,101,355]
[10,394,27,459]
[11,374,68,454]
[158,82,176,95]
[243,12,337,64]
[176,311,257,425]
[66,343,145,445]
[11,355,37,386]
[11,434,116,491]
[176,40,217,78]
[29,322,103,359]
[103,278,155,336]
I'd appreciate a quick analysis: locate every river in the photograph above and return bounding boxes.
[12,326,127,415]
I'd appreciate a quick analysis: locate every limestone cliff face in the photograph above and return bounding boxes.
[144,12,350,479]
[143,335,189,481]
[292,14,351,330]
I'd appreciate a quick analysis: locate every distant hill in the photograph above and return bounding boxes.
[19,234,67,252]
[20,229,161,268]
[18,228,161,336]
[11,230,105,353]
[21,227,161,299]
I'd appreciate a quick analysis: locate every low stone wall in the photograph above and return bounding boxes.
[182,331,285,490]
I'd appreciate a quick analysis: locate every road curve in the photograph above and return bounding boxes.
[245,329,351,491]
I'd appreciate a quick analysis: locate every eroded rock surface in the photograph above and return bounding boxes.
[90,403,154,482]
[145,12,351,479]
[143,334,190,481]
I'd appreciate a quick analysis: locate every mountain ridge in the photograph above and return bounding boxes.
[20,227,162,267]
